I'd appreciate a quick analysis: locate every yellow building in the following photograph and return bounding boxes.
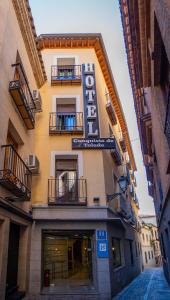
[28,34,142,299]
[0,1,45,299]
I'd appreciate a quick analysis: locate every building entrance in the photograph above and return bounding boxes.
[5,223,20,298]
[43,231,93,290]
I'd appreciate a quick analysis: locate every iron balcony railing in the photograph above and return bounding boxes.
[165,87,170,148]
[49,112,84,134]
[51,65,81,85]
[0,145,32,200]
[48,178,87,205]
[110,138,122,165]
[113,194,132,220]
[9,63,35,129]
[148,182,154,198]
[105,93,117,125]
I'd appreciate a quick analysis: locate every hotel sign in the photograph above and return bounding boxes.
[82,63,100,138]
[72,138,116,149]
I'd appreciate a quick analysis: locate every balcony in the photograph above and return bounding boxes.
[105,93,117,125]
[134,193,139,208]
[9,63,35,129]
[119,139,126,152]
[148,183,154,197]
[51,65,81,85]
[126,166,131,185]
[48,178,87,205]
[146,165,153,183]
[0,145,32,200]
[129,184,135,198]
[110,139,122,165]
[140,112,152,156]
[49,112,84,134]
[165,88,170,148]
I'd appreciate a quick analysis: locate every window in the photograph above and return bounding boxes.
[112,238,122,268]
[129,240,134,265]
[109,124,113,137]
[56,99,76,131]
[165,228,170,254]
[142,233,145,241]
[148,251,151,259]
[135,242,138,257]
[145,252,148,264]
[151,251,154,259]
[161,234,166,260]
[55,156,78,203]
[146,234,148,241]
[57,57,75,78]
[113,173,117,194]
[138,242,140,255]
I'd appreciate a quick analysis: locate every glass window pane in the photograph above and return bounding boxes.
[112,238,121,268]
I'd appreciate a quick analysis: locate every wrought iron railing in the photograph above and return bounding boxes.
[165,87,170,148]
[105,93,117,125]
[51,65,81,84]
[49,112,84,133]
[0,145,32,200]
[48,178,87,205]
[110,138,122,165]
[9,63,35,129]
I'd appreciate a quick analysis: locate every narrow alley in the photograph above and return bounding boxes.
[113,268,170,300]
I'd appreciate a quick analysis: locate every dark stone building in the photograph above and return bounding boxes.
[120,0,170,284]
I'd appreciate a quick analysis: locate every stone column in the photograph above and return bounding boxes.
[17,225,31,291]
[29,221,42,295]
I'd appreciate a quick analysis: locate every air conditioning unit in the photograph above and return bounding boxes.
[33,90,42,112]
[26,154,39,174]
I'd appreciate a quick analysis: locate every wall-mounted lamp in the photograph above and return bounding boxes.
[107,175,129,201]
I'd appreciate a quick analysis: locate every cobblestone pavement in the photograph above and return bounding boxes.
[113,268,170,300]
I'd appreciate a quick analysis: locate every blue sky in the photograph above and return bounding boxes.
[29,0,155,214]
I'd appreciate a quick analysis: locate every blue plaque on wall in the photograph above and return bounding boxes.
[96,229,107,240]
[97,240,109,258]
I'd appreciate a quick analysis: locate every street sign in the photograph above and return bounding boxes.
[97,240,109,258]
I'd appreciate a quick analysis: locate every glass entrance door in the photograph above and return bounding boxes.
[43,232,93,289]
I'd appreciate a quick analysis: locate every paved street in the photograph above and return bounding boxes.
[113,268,170,300]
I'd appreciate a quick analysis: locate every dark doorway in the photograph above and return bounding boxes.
[6,223,20,298]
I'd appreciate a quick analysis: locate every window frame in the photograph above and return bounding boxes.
[112,238,124,269]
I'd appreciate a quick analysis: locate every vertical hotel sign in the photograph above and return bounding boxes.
[82,63,100,138]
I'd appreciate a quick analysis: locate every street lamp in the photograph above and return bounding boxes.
[107,175,129,201]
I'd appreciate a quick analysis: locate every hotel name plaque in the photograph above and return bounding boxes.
[72,138,116,149]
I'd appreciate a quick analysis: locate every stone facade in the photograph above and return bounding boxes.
[140,220,161,268]
[120,0,170,284]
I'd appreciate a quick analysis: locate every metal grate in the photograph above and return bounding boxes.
[0,145,32,200]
